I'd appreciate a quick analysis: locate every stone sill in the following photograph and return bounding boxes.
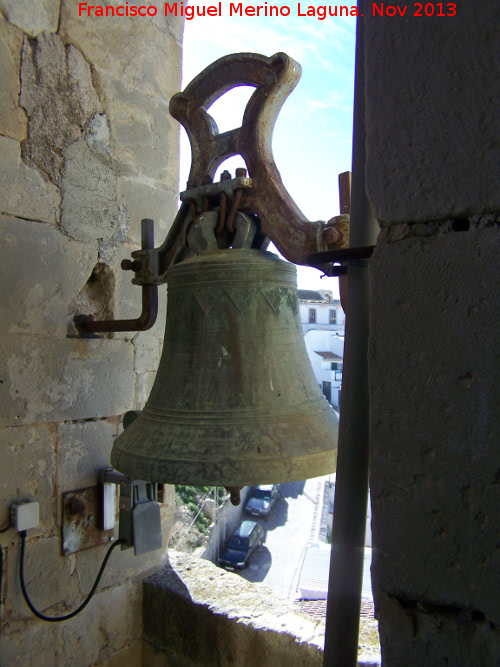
[142,551,380,666]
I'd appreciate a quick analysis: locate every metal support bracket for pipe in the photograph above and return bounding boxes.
[307,245,375,276]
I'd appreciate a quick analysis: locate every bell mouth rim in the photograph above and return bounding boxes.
[110,448,337,487]
[110,403,338,479]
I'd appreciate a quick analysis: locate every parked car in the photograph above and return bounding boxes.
[219,520,264,570]
[244,484,280,518]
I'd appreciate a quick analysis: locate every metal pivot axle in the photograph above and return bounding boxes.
[75,52,350,336]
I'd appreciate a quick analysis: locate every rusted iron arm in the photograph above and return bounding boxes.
[74,219,158,336]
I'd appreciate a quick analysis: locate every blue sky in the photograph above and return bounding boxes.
[180,3,357,294]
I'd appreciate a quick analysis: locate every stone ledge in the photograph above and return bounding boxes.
[143,552,324,667]
[143,552,381,666]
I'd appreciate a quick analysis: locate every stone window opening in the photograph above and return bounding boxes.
[160,479,380,665]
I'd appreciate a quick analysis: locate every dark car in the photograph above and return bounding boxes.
[219,520,264,570]
[244,484,280,519]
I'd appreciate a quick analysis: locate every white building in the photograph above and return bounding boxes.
[298,290,345,336]
[304,329,344,412]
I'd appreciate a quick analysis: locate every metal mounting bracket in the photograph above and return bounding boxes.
[62,487,115,556]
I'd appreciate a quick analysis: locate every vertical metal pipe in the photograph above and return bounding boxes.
[323,3,379,665]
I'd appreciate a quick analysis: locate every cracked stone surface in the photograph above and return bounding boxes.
[0,19,28,140]
[97,72,179,188]
[0,0,60,36]
[377,591,500,666]
[0,214,96,336]
[61,121,121,242]
[0,424,56,535]
[0,135,61,223]
[59,1,182,100]
[364,4,500,223]
[0,336,135,425]
[1,2,181,665]
[20,31,102,184]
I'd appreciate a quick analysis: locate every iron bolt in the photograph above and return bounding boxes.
[323,227,341,244]
[220,170,232,181]
[235,168,247,178]
[121,259,142,272]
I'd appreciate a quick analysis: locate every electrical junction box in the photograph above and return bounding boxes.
[11,501,39,531]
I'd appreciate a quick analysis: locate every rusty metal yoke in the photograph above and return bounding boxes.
[75,52,349,336]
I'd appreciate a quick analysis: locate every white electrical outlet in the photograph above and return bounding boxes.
[11,501,40,531]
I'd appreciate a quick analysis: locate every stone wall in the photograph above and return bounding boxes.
[0,2,182,665]
[365,3,500,664]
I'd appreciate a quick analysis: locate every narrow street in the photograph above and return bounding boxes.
[238,476,328,600]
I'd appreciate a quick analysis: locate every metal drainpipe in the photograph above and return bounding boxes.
[323,2,379,665]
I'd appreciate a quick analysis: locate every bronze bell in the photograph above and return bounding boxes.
[110,244,338,487]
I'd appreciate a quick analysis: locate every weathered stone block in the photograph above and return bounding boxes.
[0,135,61,223]
[0,214,97,336]
[0,0,59,35]
[0,335,135,425]
[134,371,158,410]
[369,229,500,627]
[365,5,500,223]
[57,419,119,493]
[133,331,162,374]
[100,641,143,667]
[61,130,121,243]
[20,32,102,185]
[55,581,143,666]
[75,537,165,596]
[0,424,56,534]
[377,591,500,666]
[59,2,182,101]
[97,73,179,189]
[2,543,143,666]
[4,535,81,620]
[0,18,27,140]
[0,612,61,666]
[116,176,177,248]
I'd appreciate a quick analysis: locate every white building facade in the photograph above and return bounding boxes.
[304,329,344,412]
[298,289,345,336]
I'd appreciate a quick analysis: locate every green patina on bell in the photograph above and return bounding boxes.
[111,247,338,486]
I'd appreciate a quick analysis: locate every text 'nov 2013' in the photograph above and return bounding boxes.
[78,2,458,19]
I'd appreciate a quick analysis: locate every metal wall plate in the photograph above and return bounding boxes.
[62,486,115,556]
